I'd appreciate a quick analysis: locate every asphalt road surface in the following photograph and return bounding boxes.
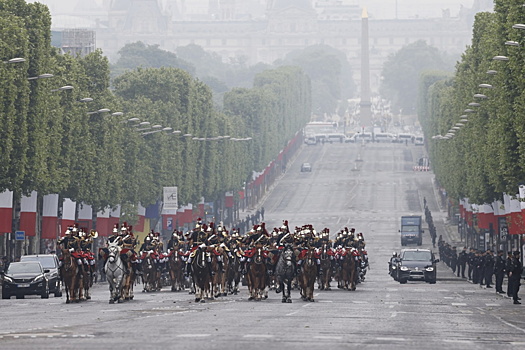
[1,141,524,350]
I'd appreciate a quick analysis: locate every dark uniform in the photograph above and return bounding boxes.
[457,247,468,278]
[508,251,523,304]
[494,250,506,294]
[483,250,494,288]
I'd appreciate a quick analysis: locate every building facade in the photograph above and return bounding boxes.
[48,0,490,91]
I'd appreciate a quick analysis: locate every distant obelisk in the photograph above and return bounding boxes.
[359,7,372,128]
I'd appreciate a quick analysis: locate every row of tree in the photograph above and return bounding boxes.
[0,0,312,213]
[419,0,525,204]
[112,41,352,117]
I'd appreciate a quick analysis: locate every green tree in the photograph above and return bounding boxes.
[279,44,355,116]
[383,40,454,115]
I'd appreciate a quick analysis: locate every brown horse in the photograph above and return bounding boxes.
[142,253,158,292]
[298,247,317,302]
[60,249,81,303]
[246,247,268,301]
[318,243,333,291]
[190,246,211,302]
[121,258,135,300]
[168,248,184,292]
[340,248,357,291]
[211,246,229,298]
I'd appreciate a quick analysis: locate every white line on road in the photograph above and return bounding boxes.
[313,336,342,340]
[443,339,473,344]
[176,334,211,338]
[492,314,525,334]
[451,303,467,306]
[376,337,406,342]
[244,334,273,338]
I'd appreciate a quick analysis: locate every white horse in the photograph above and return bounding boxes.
[105,241,125,304]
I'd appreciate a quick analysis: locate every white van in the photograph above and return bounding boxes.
[414,136,424,145]
[352,132,372,143]
[374,133,395,143]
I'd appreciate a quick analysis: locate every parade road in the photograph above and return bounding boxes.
[1,141,524,350]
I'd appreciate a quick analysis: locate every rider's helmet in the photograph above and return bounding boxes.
[392,252,397,257]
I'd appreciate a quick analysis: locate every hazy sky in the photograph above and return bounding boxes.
[29,0,479,20]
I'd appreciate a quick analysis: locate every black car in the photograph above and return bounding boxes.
[301,162,312,172]
[396,248,439,284]
[20,254,62,297]
[1,261,49,299]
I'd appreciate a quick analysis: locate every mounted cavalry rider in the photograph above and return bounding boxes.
[277,220,294,247]
[79,228,96,269]
[241,224,270,274]
[121,224,139,275]
[167,230,182,251]
[57,224,85,271]
[185,222,213,277]
[296,225,323,276]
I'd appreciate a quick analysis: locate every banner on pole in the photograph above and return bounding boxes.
[163,187,178,210]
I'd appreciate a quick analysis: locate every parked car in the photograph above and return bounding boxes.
[396,248,438,284]
[1,261,49,299]
[301,162,312,172]
[20,254,62,297]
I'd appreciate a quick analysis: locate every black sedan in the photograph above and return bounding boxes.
[1,261,49,299]
[396,248,439,284]
[20,254,62,297]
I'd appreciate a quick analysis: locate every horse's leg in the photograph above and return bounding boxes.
[280,280,286,302]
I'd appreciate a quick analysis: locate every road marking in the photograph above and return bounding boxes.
[451,303,467,306]
[244,334,273,338]
[314,336,342,340]
[176,334,211,338]
[376,337,406,342]
[485,303,500,307]
[492,315,525,334]
[443,339,473,344]
[352,300,368,304]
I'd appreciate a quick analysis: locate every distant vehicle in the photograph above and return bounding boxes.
[373,133,395,143]
[301,162,312,172]
[352,132,373,143]
[20,254,62,297]
[1,261,49,299]
[327,134,346,143]
[396,133,414,144]
[414,136,424,145]
[400,215,423,246]
[305,136,317,145]
[396,248,439,284]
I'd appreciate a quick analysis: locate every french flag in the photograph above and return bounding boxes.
[61,198,76,234]
[96,208,111,237]
[0,190,13,233]
[135,204,146,232]
[42,194,59,239]
[20,191,37,236]
[505,193,525,235]
[78,203,93,231]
